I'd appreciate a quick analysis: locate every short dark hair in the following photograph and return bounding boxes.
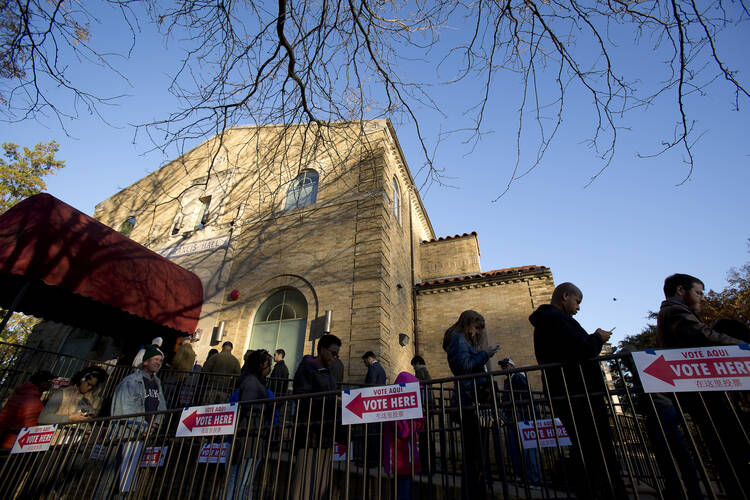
[318,334,341,352]
[222,341,234,349]
[411,355,425,366]
[663,274,704,298]
[29,370,55,386]
[362,351,376,360]
[275,349,285,358]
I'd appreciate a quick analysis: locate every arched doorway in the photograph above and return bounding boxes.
[248,288,308,376]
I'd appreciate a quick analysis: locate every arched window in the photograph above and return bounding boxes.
[392,176,401,223]
[284,170,319,210]
[118,216,136,237]
[248,288,308,376]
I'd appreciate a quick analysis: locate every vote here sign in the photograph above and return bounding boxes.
[632,345,750,393]
[11,424,57,454]
[342,382,422,425]
[517,418,571,449]
[176,403,237,437]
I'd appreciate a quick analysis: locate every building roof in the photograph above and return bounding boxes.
[421,231,477,244]
[0,194,203,337]
[416,265,550,289]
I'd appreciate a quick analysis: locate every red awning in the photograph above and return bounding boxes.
[0,193,203,336]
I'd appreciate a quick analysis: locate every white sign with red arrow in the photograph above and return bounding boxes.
[342,382,422,425]
[517,418,571,449]
[176,403,237,437]
[632,345,750,393]
[11,424,57,454]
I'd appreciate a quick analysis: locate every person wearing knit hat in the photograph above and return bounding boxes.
[131,337,164,367]
[112,342,166,418]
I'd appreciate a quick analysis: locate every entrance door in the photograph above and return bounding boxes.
[248,288,308,377]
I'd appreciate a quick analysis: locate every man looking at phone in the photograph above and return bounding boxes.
[529,282,624,499]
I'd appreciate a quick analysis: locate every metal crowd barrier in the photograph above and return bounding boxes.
[0,343,747,499]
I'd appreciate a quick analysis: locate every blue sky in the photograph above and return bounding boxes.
[4,4,749,347]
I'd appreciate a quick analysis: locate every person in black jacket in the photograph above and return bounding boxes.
[530,282,624,500]
[361,351,386,386]
[268,349,289,396]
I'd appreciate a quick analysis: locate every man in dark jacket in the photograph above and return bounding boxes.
[362,351,386,386]
[656,273,747,498]
[529,282,623,499]
[291,335,341,500]
[268,349,289,396]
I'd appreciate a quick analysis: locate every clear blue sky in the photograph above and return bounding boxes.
[4,5,749,347]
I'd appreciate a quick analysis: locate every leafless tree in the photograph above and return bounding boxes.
[2,0,748,194]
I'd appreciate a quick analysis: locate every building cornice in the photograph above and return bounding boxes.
[415,265,552,294]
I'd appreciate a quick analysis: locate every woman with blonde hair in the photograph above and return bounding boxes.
[443,310,499,500]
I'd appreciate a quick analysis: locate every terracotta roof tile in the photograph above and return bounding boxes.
[421,231,477,244]
[416,265,549,288]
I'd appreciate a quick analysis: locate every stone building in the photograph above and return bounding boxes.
[43,120,554,381]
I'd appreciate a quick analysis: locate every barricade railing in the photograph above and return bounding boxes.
[0,346,747,499]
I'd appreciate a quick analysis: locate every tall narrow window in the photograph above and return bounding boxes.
[196,196,212,230]
[284,170,319,210]
[171,214,183,235]
[392,177,401,223]
[118,216,136,237]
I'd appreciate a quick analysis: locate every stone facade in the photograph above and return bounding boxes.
[39,120,553,383]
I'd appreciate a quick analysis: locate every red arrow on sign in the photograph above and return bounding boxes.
[181,410,235,431]
[345,391,419,418]
[17,430,54,448]
[643,355,750,386]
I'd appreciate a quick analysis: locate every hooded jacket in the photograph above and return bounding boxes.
[656,299,744,348]
[0,382,45,449]
[529,304,605,397]
[384,372,425,476]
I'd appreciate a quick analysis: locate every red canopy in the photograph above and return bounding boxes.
[0,194,203,336]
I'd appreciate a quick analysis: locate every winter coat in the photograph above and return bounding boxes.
[530,304,605,397]
[268,360,290,396]
[656,299,744,348]
[109,370,167,438]
[38,385,102,424]
[443,331,490,404]
[364,361,387,386]
[203,350,241,375]
[384,372,424,476]
[171,342,197,372]
[0,382,44,449]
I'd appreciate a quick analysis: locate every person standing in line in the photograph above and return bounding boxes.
[131,337,163,368]
[268,349,289,396]
[202,342,241,404]
[410,356,431,382]
[291,334,341,500]
[38,367,107,423]
[443,310,499,500]
[362,351,386,386]
[656,273,747,498]
[171,337,197,372]
[530,282,624,500]
[0,371,55,450]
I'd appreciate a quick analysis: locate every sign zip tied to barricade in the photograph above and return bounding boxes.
[632,345,750,393]
[176,403,238,437]
[10,424,56,454]
[342,382,422,425]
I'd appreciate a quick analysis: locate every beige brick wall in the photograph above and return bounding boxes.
[415,271,554,380]
[419,235,481,281]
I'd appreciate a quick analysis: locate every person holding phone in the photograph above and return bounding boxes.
[38,367,107,424]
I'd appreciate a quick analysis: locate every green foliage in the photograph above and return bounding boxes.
[702,261,750,328]
[617,312,659,351]
[0,140,65,214]
[0,309,39,345]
